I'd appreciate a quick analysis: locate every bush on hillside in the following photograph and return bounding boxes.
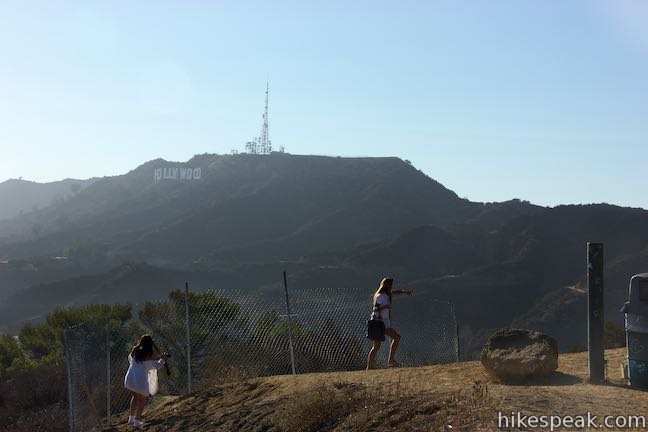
[273,382,359,432]
[0,364,67,431]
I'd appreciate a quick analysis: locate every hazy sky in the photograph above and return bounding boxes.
[1,1,647,208]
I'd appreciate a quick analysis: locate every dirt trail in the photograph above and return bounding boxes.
[104,349,648,431]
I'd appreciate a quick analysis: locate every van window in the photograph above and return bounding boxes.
[639,280,648,302]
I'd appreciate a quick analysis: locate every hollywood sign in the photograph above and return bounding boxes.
[154,167,202,182]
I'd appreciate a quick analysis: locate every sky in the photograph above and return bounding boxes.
[1,1,647,208]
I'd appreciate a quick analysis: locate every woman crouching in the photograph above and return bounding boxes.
[124,335,169,428]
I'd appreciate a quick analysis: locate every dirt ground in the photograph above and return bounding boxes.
[103,348,648,432]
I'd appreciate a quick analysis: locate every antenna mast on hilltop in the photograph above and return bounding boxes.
[261,82,271,154]
[244,82,283,155]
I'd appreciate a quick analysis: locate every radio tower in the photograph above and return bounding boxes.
[243,82,280,155]
[260,82,271,154]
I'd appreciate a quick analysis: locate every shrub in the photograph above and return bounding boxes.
[0,364,68,431]
[1,364,67,411]
[0,405,68,432]
[273,383,358,432]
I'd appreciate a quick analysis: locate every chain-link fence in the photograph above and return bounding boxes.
[63,282,458,431]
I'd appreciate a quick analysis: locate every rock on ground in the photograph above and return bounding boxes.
[481,328,558,383]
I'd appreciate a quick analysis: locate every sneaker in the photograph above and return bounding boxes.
[132,418,144,428]
[127,416,134,424]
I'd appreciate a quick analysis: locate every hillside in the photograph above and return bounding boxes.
[0,154,478,263]
[287,204,648,354]
[1,155,648,357]
[0,178,96,221]
[102,348,642,432]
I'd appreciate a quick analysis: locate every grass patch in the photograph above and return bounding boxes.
[442,380,493,430]
[273,381,360,432]
[274,379,496,432]
[344,380,495,431]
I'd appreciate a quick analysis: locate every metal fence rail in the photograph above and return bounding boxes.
[63,284,458,431]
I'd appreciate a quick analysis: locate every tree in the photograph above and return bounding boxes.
[0,335,32,381]
[19,304,132,366]
[138,290,246,391]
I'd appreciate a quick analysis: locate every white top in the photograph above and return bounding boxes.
[371,293,391,321]
[124,354,166,397]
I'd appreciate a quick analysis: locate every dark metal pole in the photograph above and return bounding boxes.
[587,242,605,382]
[106,321,111,426]
[184,282,192,393]
[64,331,76,432]
[283,271,297,375]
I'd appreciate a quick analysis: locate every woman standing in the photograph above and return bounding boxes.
[366,277,413,370]
[124,335,169,428]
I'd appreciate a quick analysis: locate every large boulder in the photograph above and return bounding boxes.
[481,328,558,383]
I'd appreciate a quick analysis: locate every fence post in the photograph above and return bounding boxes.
[455,323,460,362]
[64,330,76,432]
[184,282,193,393]
[588,242,605,382]
[283,271,297,375]
[106,321,111,426]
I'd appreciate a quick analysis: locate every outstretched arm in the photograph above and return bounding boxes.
[392,290,414,297]
[151,341,172,375]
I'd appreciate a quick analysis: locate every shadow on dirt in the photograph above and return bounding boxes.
[497,371,582,387]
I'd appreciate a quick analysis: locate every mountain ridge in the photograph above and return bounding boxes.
[0,177,96,222]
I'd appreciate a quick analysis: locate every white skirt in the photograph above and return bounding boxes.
[124,355,165,397]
